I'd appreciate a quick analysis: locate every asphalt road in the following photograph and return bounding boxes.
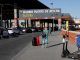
[0,32,41,60]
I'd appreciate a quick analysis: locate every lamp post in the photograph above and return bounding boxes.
[50,2,55,32]
[50,2,53,9]
[50,0,54,9]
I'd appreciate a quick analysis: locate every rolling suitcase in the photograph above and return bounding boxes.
[36,36,40,46]
[32,37,37,46]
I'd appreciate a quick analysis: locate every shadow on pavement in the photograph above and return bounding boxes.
[46,42,63,48]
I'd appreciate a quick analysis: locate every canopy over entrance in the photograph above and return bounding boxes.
[0,0,49,9]
[0,0,49,20]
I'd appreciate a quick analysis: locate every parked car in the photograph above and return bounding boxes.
[26,27,40,33]
[13,28,20,35]
[36,27,43,32]
[17,27,26,33]
[26,27,43,32]
[31,27,38,32]
[0,27,9,38]
[16,27,32,33]
[8,28,14,37]
[8,28,20,37]
[22,28,26,33]
[26,28,32,33]
[2,28,9,38]
[30,27,43,32]
[31,27,36,32]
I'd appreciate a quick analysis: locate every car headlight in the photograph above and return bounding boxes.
[22,29,26,32]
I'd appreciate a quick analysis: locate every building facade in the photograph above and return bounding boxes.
[0,0,73,31]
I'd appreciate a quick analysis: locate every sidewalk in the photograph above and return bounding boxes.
[12,31,78,60]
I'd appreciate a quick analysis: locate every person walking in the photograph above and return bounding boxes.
[41,27,48,48]
[61,34,70,57]
[49,27,52,35]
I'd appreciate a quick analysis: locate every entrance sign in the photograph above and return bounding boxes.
[19,9,61,19]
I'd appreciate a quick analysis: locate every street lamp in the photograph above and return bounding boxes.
[50,0,54,9]
[50,2,53,9]
[50,1,55,32]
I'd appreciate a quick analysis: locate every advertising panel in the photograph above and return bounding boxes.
[66,21,69,31]
[19,9,61,19]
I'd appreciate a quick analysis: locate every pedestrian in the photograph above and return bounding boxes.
[62,35,66,52]
[49,27,52,35]
[61,34,70,57]
[65,35,69,50]
[41,27,48,48]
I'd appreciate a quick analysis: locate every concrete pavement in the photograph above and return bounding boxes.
[12,31,78,60]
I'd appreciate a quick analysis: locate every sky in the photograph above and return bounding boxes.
[39,0,80,18]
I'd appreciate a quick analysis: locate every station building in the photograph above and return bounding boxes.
[0,0,73,31]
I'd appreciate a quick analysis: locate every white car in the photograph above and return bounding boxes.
[8,28,20,37]
[8,28,14,36]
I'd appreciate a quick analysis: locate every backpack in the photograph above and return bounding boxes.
[42,32,46,38]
